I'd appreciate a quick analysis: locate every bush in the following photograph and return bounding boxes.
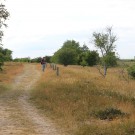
[57,48,77,66]
[94,107,126,120]
[0,52,4,71]
[127,65,135,79]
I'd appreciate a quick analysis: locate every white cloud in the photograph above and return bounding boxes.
[2,0,135,59]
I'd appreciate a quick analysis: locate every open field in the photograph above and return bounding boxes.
[30,62,135,135]
[0,62,24,94]
[1,62,135,134]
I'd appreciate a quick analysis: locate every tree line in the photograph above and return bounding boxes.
[2,27,118,78]
[51,27,118,77]
[51,40,100,67]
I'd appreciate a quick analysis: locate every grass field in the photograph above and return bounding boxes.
[0,62,24,94]
[30,62,135,135]
[1,62,135,134]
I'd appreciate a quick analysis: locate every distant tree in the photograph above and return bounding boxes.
[86,51,99,66]
[2,48,12,61]
[0,47,12,70]
[79,50,99,67]
[127,64,135,79]
[80,44,89,52]
[102,52,117,67]
[92,26,117,77]
[57,48,77,66]
[45,56,51,63]
[50,50,60,63]
[62,40,81,54]
[77,44,90,65]
[51,40,81,65]
[30,57,40,63]
[13,57,30,62]
[0,48,4,70]
[78,52,87,66]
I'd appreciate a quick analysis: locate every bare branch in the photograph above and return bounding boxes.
[95,65,105,78]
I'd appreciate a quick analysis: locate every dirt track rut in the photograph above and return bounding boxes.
[0,64,65,135]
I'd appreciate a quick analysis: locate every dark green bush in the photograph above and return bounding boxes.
[127,65,135,79]
[94,107,126,120]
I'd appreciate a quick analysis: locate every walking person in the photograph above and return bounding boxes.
[41,57,46,72]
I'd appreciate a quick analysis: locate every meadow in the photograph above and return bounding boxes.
[30,62,135,135]
[1,62,135,135]
[0,62,23,94]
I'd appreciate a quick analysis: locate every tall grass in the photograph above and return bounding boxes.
[31,63,135,135]
[0,62,23,94]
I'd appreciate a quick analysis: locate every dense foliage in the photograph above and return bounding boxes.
[56,48,77,66]
[0,3,10,45]
[127,64,135,79]
[0,2,10,70]
[78,50,99,67]
[51,40,99,66]
[0,47,12,70]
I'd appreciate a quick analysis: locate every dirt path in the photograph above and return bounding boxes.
[0,64,65,135]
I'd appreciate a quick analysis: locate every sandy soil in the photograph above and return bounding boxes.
[0,64,66,135]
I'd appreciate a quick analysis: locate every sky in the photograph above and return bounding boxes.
[2,0,135,59]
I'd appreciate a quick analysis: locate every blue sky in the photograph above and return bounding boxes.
[2,0,135,59]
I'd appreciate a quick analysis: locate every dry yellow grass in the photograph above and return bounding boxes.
[31,63,135,135]
[0,62,24,93]
[0,62,24,83]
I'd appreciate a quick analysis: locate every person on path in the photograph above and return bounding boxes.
[41,57,46,72]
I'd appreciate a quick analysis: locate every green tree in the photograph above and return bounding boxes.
[78,52,87,66]
[86,51,99,66]
[127,65,135,79]
[102,52,117,67]
[0,2,10,70]
[0,3,9,45]
[51,40,81,65]
[0,47,12,70]
[45,56,51,63]
[92,26,117,77]
[51,50,60,63]
[62,40,81,54]
[77,44,90,65]
[80,59,88,67]
[2,48,12,61]
[57,48,77,66]
[0,50,4,70]
[13,57,30,62]
[79,51,99,67]
[80,44,89,52]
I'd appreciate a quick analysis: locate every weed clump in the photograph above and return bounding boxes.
[94,107,127,120]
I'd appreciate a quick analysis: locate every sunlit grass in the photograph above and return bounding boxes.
[31,63,135,135]
[0,62,24,94]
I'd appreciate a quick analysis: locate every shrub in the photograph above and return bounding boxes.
[0,52,4,71]
[94,107,127,120]
[127,65,135,79]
